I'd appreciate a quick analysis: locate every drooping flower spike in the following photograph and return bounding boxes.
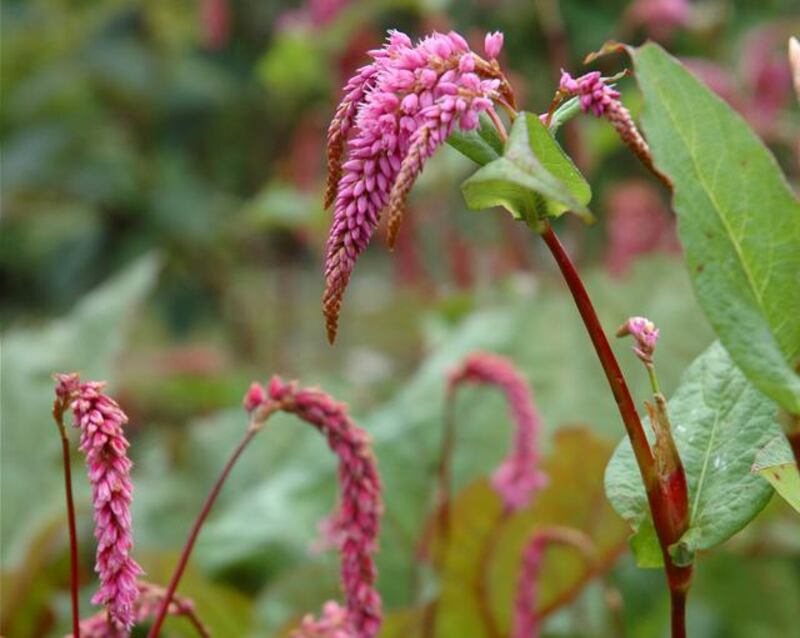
[323,29,513,343]
[247,376,383,638]
[55,374,143,635]
[557,70,670,188]
[448,352,547,512]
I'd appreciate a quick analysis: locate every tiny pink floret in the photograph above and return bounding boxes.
[55,373,143,635]
[618,315,660,363]
[484,31,504,60]
[449,353,547,512]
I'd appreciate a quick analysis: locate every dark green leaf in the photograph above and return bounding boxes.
[631,42,800,413]
[605,341,785,566]
[460,112,592,228]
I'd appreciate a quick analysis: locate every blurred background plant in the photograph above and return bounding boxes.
[1,1,798,636]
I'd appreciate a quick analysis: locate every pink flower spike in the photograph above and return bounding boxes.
[617,315,660,363]
[484,31,504,59]
[322,29,507,343]
[449,353,547,512]
[268,376,383,638]
[55,374,143,634]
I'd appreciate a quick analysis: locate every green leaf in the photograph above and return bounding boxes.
[460,112,592,228]
[751,435,800,514]
[630,42,800,413]
[446,112,504,166]
[434,429,628,638]
[605,341,785,566]
[0,255,159,568]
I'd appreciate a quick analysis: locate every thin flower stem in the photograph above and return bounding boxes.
[539,221,692,637]
[53,403,81,638]
[147,426,260,638]
[539,223,656,487]
[487,107,508,143]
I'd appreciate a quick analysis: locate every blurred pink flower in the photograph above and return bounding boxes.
[55,374,143,635]
[293,600,350,638]
[625,0,692,42]
[247,376,383,638]
[323,30,509,342]
[449,353,547,512]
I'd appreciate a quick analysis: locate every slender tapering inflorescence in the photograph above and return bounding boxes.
[323,29,511,342]
[70,581,208,638]
[247,376,383,638]
[449,352,547,512]
[55,373,143,635]
[558,70,670,188]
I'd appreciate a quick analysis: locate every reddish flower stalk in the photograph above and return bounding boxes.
[448,352,547,513]
[512,527,595,638]
[557,70,671,189]
[323,29,512,343]
[52,381,82,638]
[55,373,143,635]
[70,581,209,638]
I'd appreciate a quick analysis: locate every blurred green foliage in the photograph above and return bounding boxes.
[2,0,799,636]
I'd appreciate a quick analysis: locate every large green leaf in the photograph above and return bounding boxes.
[631,42,800,413]
[434,429,627,637]
[0,255,160,568]
[460,112,592,227]
[751,435,800,514]
[605,341,787,566]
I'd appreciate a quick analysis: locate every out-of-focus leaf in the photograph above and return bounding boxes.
[140,258,713,614]
[751,435,800,514]
[242,181,324,229]
[434,429,627,637]
[446,112,504,166]
[605,341,785,566]
[461,112,592,227]
[631,42,800,413]
[0,255,160,568]
[257,33,329,103]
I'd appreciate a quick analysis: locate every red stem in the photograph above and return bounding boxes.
[147,428,258,638]
[539,222,691,636]
[53,404,81,638]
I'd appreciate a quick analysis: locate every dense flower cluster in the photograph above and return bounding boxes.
[323,29,510,342]
[558,71,667,187]
[246,376,383,638]
[55,374,142,634]
[69,582,208,638]
[617,316,660,364]
[448,353,547,511]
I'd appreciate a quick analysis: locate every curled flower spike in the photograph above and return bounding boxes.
[616,315,659,364]
[323,29,510,343]
[558,71,671,189]
[249,376,383,638]
[55,373,143,634]
[69,581,209,638]
[512,527,595,638]
[449,353,547,511]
